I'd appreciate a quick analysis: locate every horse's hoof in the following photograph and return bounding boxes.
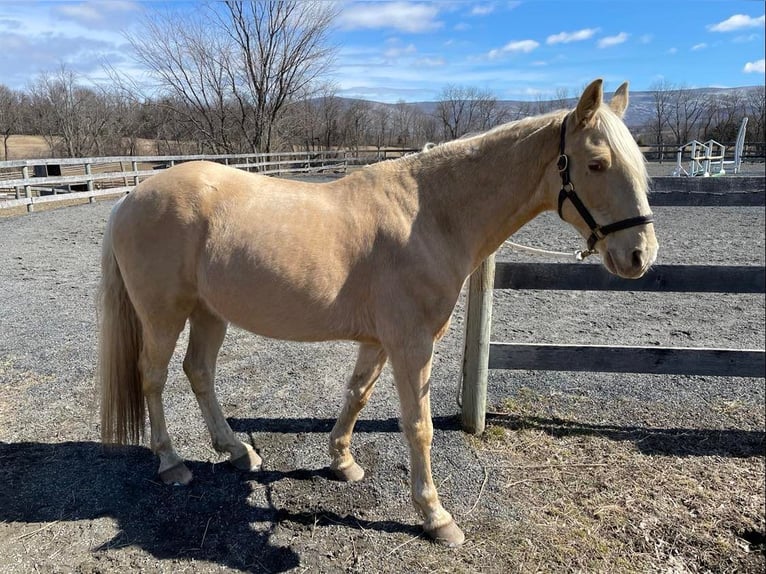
[332,461,365,482]
[230,449,262,472]
[426,520,465,547]
[159,463,193,486]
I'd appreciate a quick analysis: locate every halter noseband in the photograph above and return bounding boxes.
[557,113,654,260]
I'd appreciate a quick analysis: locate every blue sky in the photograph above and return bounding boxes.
[0,0,763,102]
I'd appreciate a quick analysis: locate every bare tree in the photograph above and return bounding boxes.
[0,85,25,160]
[391,100,415,147]
[224,1,338,151]
[371,104,391,151]
[412,109,439,145]
[124,1,338,153]
[340,99,373,153]
[666,85,705,146]
[702,90,748,143]
[647,79,674,162]
[436,85,499,140]
[123,10,243,153]
[316,85,342,150]
[745,86,765,145]
[28,66,114,158]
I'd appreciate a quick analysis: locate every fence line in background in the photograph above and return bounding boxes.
[642,141,765,163]
[2,144,764,213]
[0,149,418,212]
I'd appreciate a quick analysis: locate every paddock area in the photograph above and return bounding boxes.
[0,190,763,572]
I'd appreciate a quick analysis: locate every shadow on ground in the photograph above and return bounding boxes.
[231,414,764,458]
[486,413,765,458]
[2,415,760,571]
[0,440,420,573]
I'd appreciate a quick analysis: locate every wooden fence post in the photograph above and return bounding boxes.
[461,253,495,435]
[22,165,33,212]
[22,165,31,198]
[85,162,95,202]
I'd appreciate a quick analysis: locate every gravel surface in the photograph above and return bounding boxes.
[0,184,763,573]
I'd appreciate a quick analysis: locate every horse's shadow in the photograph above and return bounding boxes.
[0,440,419,573]
[2,414,761,572]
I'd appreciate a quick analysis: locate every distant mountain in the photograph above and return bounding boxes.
[345,85,764,130]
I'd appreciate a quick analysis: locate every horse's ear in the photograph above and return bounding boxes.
[574,79,603,126]
[610,82,629,118]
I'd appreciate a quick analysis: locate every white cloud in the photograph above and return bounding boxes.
[667,47,678,55]
[384,43,417,58]
[546,28,599,45]
[54,1,140,27]
[639,34,653,44]
[691,43,707,51]
[488,39,539,59]
[415,57,445,67]
[339,2,442,33]
[708,14,765,32]
[471,4,496,16]
[598,32,628,48]
[733,33,760,43]
[744,59,765,74]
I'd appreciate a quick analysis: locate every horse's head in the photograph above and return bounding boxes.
[552,79,658,278]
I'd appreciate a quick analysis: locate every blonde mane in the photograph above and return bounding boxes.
[406,105,647,189]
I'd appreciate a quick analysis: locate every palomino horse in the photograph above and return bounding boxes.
[98,79,657,546]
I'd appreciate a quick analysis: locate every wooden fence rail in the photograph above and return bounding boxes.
[0,149,418,212]
[460,257,766,434]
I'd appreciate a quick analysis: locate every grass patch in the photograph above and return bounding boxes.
[469,388,765,573]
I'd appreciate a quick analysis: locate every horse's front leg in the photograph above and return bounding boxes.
[388,336,465,547]
[329,343,388,481]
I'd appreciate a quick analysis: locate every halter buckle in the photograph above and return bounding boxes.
[575,248,596,261]
[557,154,568,172]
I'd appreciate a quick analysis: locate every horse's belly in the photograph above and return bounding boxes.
[199,272,373,343]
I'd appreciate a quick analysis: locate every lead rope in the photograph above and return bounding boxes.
[504,240,593,261]
[454,239,586,411]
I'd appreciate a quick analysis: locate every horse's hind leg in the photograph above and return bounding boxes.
[140,323,192,485]
[183,305,262,472]
[329,343,388,481]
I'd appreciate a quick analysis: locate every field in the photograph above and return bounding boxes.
[0,185,763,573]
[0,136,171,161]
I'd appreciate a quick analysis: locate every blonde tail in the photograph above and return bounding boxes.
[98,205,144,444]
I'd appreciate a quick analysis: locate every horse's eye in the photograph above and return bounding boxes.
[588,161,605,172]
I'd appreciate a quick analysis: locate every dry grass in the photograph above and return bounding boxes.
[0,135,51,160]
[0,195,124,218]
[0,135,168,161]
[468,388,765,573]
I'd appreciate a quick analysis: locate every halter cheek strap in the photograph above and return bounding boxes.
[556,113,654,258]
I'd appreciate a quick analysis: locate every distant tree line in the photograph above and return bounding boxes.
[643,79,765,160]
[0,1,763,161]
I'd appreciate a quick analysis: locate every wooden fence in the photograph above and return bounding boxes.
[460,192,766,434]
[460,258,766,434]
[0,149,417,212]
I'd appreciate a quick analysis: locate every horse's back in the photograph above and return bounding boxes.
[109,161,383,341]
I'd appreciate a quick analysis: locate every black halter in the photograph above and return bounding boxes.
[557,113,654,258]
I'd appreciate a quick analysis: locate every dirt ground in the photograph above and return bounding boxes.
[0,178,763,573]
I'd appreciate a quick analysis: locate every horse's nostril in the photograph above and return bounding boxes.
[632,249,644,269]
